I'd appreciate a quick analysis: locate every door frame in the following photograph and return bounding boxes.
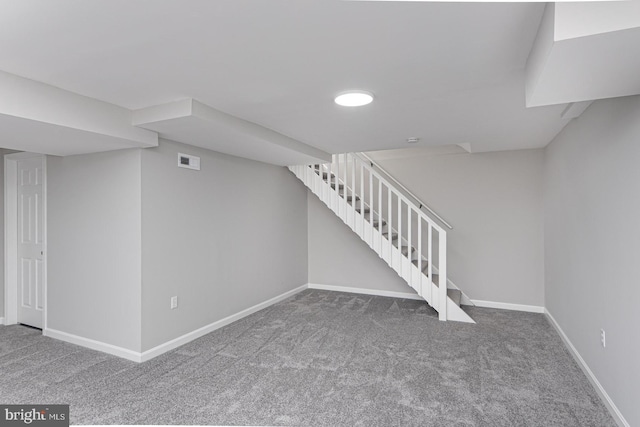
[4,152,47,329]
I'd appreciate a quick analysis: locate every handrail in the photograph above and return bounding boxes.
[356,152,453,230]
[346,155,447,235]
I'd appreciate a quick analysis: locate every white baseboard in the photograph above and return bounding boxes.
[471,299,545,313]
[44,328,142,363]
[307,283,423,300]
[545,309,629,427]
[44,284,308,364]
[0,317,4,325]
[139,284,308,362]
[307,285,544,315]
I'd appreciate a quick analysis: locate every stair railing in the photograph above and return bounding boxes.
[291,153,449,320]
[357,153,453,230]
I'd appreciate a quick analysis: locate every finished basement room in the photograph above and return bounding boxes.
[0,1,638,426]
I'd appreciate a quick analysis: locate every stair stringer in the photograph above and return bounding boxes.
[290,163,475,323]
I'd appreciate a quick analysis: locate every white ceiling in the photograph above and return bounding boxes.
[0,0,588,155]
[133,99,331,166]
[526,2,640,108]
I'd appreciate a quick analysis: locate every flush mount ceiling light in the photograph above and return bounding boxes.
[334,90,374,107]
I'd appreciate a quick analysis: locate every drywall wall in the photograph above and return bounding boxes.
[0,149,5,318]
[307,193,411,294]
[140,139,308,351]
[312,149,544,306]
[1,148,22,321]
[47,149,142,352]
[544,95,640,427]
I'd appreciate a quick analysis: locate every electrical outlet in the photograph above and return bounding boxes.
[170,296,178,310]
[600,329,606,348]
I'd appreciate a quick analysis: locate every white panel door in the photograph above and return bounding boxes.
[17,157,44,328]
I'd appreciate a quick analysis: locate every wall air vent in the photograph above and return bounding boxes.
[178,153,200,170]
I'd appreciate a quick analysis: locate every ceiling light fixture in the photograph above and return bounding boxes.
[334,90,374,107]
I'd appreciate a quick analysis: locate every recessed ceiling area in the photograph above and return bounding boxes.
[0,0,638,161]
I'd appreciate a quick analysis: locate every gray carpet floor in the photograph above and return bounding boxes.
[0,289,615,426]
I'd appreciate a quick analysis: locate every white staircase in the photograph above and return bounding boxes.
[290,153,474,323]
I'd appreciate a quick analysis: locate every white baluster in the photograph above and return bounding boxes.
[408,205,412,260]
[360,170,373,247]
[325,159,330,209]
[396,198,402,273]
[367,167,373,244]
[336,155,342,214]
[407,205,412,283]
[428,224,433,304]
[376,178,381,252]
[358,159,364,236]
[351,154,356,228]
[388,186,393,260]
[439,230,447,321]
[369,165,373,221]
[341,153,348,220]
[418,218,423,297]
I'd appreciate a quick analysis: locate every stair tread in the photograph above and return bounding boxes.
[372,219,386,228]
[338,189,360,200]
[411,259,429,272]
[381,232,398,241]
[400,246,415,256]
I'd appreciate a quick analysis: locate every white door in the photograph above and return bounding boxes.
[17,156,44,328]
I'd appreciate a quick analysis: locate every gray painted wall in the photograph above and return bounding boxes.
[309,149,545,306]
[47,149,142,352]
[0,149,5,318]
[308,193,411,294]
[544,95,640,427]
[374,149,545,306]
[140,139,308,351]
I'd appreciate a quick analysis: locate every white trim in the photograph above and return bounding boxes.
[4,155,18,325]
[0,317,5,325]
[43,328,142,363]
[4,153,48,328]
[139,284,308,362]
[307,283,423,301]
[43,285,308,363]
[545,309,629,427]
[42,156,48,331]
[470,299,545,313]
